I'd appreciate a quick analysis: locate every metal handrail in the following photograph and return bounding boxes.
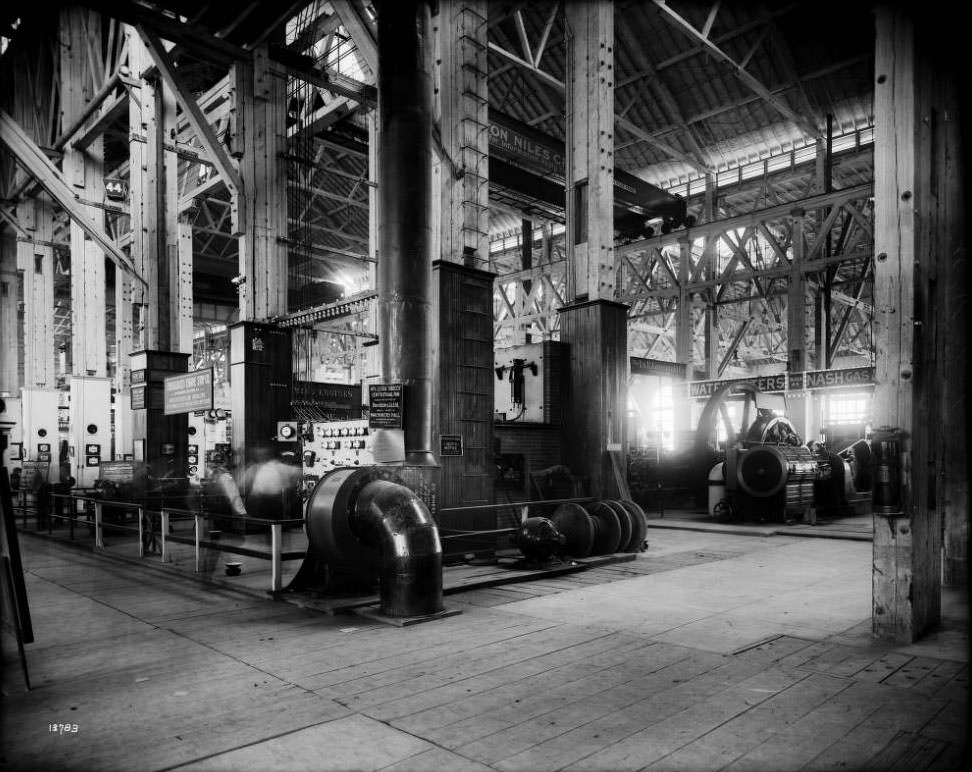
[21,491,306,592]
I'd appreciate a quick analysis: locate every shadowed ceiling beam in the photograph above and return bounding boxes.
[652,0,819,138]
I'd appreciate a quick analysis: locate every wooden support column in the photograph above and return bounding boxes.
[701,177,718,378]
[560,1,626,498]
[127,28,182,352]
[432,260,495,557]
[126,28,189,464]
[938,70,968,588]
[235,44,287,321]
[871,4,951,641]
[61,7,107,377]
[0,228,18,394]
[114,271,133,460]
[437,0,489,270]
[566,0,615,302]
[674,236,693,438]
[17,197,56,389]
[787,208,807,373]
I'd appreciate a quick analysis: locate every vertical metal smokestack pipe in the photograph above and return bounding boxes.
[378,0,437,467]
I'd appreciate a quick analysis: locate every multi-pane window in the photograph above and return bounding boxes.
[824,391,871,425]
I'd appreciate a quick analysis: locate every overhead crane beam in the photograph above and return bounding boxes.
[0,109,145,287]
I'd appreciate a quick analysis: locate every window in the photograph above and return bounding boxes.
[825,391,871,425]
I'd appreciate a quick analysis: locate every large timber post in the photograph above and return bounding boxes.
[558,0,628,499]
[230,43,291,473]
[871,4,967,640]
[126,26,190,476]
[432,0,493,551]
[61,7,111,486]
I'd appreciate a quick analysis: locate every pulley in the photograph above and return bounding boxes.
[550,502,595,558]
[585,501,623,555]
[603,500,633,553]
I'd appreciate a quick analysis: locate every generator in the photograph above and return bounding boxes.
[724,442,818,522]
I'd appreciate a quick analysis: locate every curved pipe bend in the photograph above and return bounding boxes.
[354,480,444,617]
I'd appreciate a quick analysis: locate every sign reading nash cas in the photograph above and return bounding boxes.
[688,367,876,399]
[163,369,214,416]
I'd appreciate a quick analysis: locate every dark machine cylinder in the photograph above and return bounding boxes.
[354,480,443,617]
[377,0,436,467]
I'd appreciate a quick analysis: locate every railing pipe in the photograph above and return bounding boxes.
[160,509,170,563]
[271,523,283,592]
[94,501,104,549]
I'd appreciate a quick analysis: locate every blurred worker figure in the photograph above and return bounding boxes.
[206,453,247,529]
[243,444,300,521]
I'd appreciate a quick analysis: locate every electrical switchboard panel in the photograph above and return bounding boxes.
[301,419,377,493]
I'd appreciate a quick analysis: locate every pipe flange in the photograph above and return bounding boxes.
[305,466,404,570]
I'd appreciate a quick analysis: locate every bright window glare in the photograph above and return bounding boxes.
[825,391,871,425]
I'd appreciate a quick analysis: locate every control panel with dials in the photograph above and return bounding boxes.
[301,419,377,493]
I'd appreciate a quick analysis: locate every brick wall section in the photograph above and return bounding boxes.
[541,340,568,425]
[494,422,563,498]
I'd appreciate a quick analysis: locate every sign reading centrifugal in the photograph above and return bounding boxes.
[163,369,214,416]
[368,384,404,429]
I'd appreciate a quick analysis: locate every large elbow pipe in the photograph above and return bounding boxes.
[302,467,443,617]
[354,480,443,617]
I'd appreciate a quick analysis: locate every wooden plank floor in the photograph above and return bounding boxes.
[1,529,966,772]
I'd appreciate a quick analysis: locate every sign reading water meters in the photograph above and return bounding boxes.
[163,369,214,416]
[368,384,403,429]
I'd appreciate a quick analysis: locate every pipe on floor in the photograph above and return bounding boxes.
[302,467,443,617]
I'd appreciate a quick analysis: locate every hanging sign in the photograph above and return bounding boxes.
[131,385,147,410]
[688,374,788,399]
[368,384,404,429]
[293,381,362,414]
[163,369,214,416]
[630,357,687,379]
[788,367,875,391]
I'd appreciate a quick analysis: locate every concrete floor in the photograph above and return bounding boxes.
[1,527,967,772]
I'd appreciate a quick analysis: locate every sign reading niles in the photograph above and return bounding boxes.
[163,369,214,416]
[368,384,404,430]
[630,357,687,379]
